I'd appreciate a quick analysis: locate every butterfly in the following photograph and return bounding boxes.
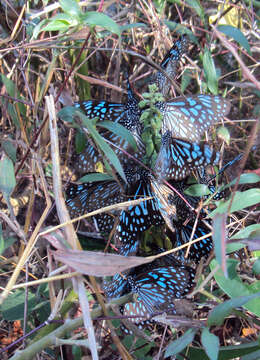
[114,169,164,256]
[156,95,231,142]
[66,178,126,232]
[127,262,195,314]
[155,35,189,96]
[155,131,220,181]
[168,220,212,263]
[104,246,182,300]
[150,177,178,233]
[197,152,243,201]
[73,80,144,174]
[119,301,154,335]
[121,301,150,324]
[103,273,130,300]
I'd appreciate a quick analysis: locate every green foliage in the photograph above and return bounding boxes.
[218,25,251,55]
[201,327,220,360]
[34,0,121,38]
[0,155,16,203]
[203,47,218,95]
[139,84,164,167]
[210,189,260,217]
[210,259,260,317]
[0,74,27,128]
[165,329,196,357]
[75,129,86,153]
[79,173,113,183]
[1,288,50,321]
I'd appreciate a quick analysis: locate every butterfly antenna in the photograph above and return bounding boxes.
[208,153,243,184]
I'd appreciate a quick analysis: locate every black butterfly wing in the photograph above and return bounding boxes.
[156,36,188,96]
[157,95,231,141]
[115,182,164,256]
[173,221,213,263]
[74,99,144,174]
[130,264,195,314]
[103,273,130,299]
[155,133,220,181]
[74,100,126,122]
[66,180,125,232]
[74,129,144,174]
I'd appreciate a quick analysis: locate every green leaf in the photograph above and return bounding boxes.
[81,12,121,37]
[253,259,260,275]
[79,173,113,183]
[208,292,260,327]
[76,111,126,182]
[227,173,260,188]
[32,19,48,39]
[2,140,17,162]
[1,289,36,320]
[184,184,210,197]
[213,213,227,276]
[186,341,260,360]
[43,15,78,31]
[164,329,197,357]
[0,236,17,254]
[99,121,137,151]
[210,258,260,317]
[186,0,205,22]
[209,189,260,217]
[0,154,16,202]
[58,106,79,123]
[241,349,260,360]
[203,47,218,94]
[0,74,26,117]
[75,130,86,153]
[230,224,260,240]
[59,0,81,18]
[226,241,246,254]
[217,126,230,145]
[163,21,198,43]
[0,74,18,97]
[218,25,251,55]
[120,23,147,32]
[201,327,220,360]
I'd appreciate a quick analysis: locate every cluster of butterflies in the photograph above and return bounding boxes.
[65,35,235,331]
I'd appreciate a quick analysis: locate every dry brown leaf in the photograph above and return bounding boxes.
[53,249,155,276]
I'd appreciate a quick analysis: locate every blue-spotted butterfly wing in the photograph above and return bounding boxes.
[66,180,125,232]
[74,100,125,122]
[150,178,177,232]
[74,83,143,174]
[157,95,231,141]
[173,221,212,263]
[73,129,144,174]
[156,35,189,96]
[115,182,164,256]
[121,301,152,331]
[103,273,130,299]
[128,264,195,314]
[155,132,220,181]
